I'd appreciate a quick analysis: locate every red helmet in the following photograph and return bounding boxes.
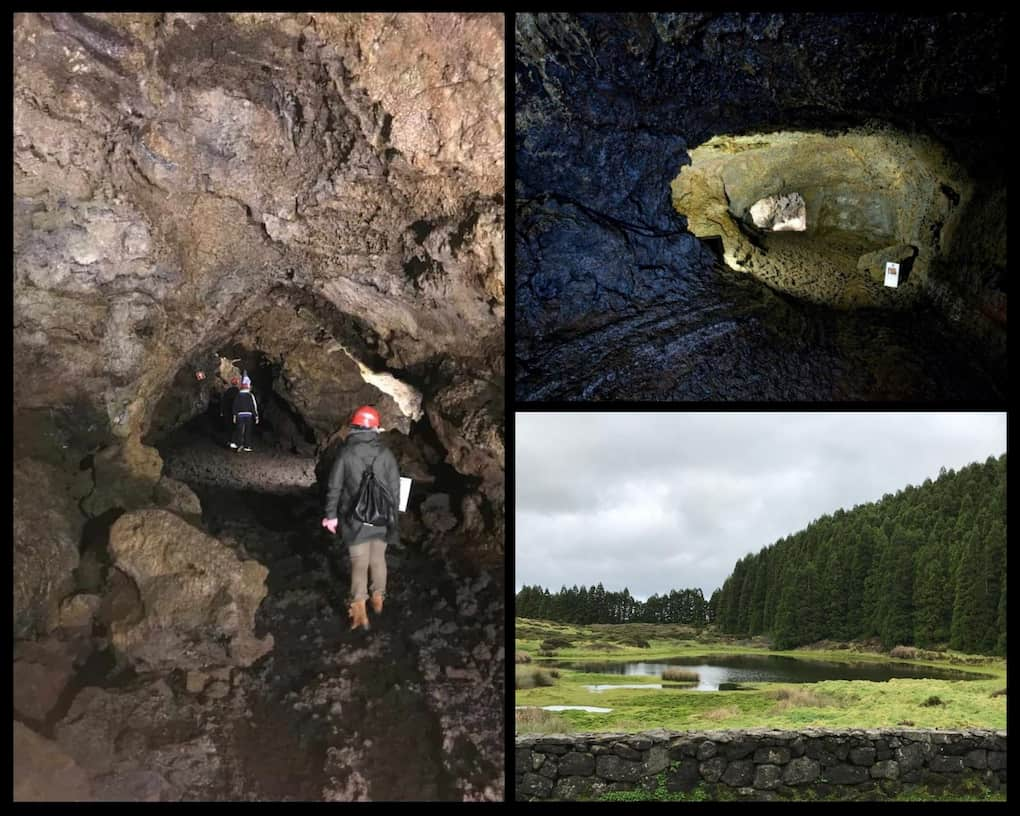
[231,377,240,386]
[350,405,380,429]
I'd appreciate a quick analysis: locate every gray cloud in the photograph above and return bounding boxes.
[515,412,1006,599]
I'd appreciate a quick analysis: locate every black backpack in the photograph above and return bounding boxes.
[349,453,395,528]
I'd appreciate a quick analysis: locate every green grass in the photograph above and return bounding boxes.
[514,618,1007,734]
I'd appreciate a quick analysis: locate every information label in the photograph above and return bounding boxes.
[884,262,900,288]
[399,477,412,512]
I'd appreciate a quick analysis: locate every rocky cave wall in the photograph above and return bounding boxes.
[14,12,505,636]
[515,729,1008,801]
[516,12,1007,398]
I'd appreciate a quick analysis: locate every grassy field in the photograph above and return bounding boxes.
[515,618,1007,734]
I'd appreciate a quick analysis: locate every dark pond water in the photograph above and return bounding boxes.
[551,654,988,691]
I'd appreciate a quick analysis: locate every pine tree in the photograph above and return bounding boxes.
[950,529,985,653]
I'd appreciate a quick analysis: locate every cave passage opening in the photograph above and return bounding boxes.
[671,128,970,310]
[65,295,499,800]
[749,192,806,232]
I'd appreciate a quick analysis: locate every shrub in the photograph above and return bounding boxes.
[549,669,561,678]
[662,667,700,683]
[540,637,575,651]
[515,666,557,690]
[770,686,837,709]
[536,649,558,657]
[890,646,918,659]
[920,695,945,707]
[614,635,650,648]
[515,652,532,664]
[991,688,1007,698]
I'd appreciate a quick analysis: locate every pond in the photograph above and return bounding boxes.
[548,654,988,691]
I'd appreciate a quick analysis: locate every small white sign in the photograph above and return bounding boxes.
[399,477,412,512]
[884,262,900,288]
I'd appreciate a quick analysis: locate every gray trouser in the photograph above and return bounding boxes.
[349,537,387,601]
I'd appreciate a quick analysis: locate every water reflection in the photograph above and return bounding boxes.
[550,653,987,691]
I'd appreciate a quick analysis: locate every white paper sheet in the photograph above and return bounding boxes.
[399,477,412,512]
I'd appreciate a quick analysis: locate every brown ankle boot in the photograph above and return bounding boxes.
[370,591,384,614]
[348,599,370,630]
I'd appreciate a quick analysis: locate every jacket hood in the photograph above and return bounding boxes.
[348,429,382,445]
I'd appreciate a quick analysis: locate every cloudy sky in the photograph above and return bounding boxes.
[515,412,1006,600]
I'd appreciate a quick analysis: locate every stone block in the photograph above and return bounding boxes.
[870,760,899,780]
[696,741,717,760]
[928,755,964,773]
[558,752,594,777]
[895,742,926,771]
[612,742,643,761]
[782,757,821,786]
[665,759,700,793]
[826,763,868,784]
[519,772,553,799]
[753,746,790,764]
[724,740,756,760]
[849,746,876,765]
[722,759,754,787]
[596,754,644,782]
[754,764,783,790]
[699,756,727,783]
[963,749,988,769]
[643,745,669,775]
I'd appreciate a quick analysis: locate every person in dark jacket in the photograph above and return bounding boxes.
[321,405,400,630]
[230,375,259,452]
[220,376,240,432]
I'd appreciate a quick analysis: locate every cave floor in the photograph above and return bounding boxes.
[748,228,895,308]
[139,422,504,800]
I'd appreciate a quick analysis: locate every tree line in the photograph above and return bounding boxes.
[517,454,1005,656]
[712,454,1006,654]
[515,583,712,626]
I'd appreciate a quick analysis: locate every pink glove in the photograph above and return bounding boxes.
[321,518,338,534]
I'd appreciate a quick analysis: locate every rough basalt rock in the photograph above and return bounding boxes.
[14,9,504,543]
[14,721,95,802]
[13,637,84,722]
[13,458,85,637]
[107,509,273,671]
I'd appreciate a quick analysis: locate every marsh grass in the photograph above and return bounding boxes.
[661,667,700,683]
[769,686,840,710]
[540,637,575,651]
[515,652,532,664]
[515,707,571,733]
[514,618,1006,735]
[703,705,742,721]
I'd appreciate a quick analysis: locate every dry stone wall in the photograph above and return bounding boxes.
[515,728,1007,801]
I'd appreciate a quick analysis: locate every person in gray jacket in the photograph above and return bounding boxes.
[321,405,400,630]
